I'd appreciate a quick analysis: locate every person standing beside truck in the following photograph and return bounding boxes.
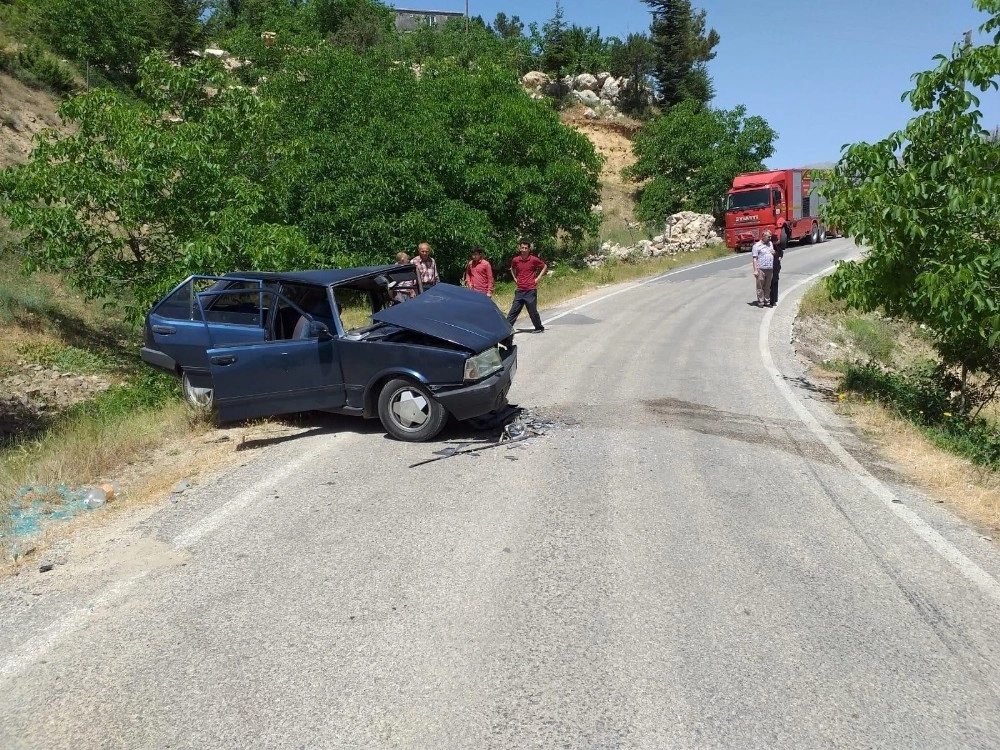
[506,239,547,332]
[769,234,785,306]
[751,229,774,307]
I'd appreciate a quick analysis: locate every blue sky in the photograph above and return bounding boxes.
[402,0,1000,167]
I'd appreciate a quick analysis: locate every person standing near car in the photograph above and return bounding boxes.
[506,239,547,332]
[390,251,416,303]
[414,242,439,289]
[751,229,775,307]
[464,246,494,297]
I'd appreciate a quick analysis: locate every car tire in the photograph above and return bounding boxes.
[181,371,214,412]
[377,378,448,442]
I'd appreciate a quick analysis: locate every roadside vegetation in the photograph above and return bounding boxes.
[802,0,1000,530]
[797,282,1000,530]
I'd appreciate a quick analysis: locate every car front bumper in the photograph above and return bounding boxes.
[432,346,517,421]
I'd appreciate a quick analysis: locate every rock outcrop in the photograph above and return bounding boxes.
[587,211,722,266]
[520,70,654,119]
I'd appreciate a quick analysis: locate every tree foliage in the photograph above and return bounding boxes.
[822,0,1000,387]
[608,33,656,114]
[261,49,601,278]
[0,49,602,314]
[625,100,776,221]
[643,0,719,107]
[0,56,312,318]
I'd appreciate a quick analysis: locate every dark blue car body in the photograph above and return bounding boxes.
[139,264,517,441]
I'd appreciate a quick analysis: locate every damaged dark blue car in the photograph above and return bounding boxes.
[139,264,517,442]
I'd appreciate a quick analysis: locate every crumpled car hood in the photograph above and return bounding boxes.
[371,284,513,352]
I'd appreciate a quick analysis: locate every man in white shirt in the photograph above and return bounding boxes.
[751,229,775,307]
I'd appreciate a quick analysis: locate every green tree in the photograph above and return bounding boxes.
[535,1,571,81]
[157,0,206,59]
[36,0,163,72]
[625,100,776,221]
[263,50,602,278]
[492,12,524,39]
[642,0,719,107]
[0,55,314,317]
[823,0,1000,403]
[608,32,656,114]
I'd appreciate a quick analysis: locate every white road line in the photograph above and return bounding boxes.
[541,254,737,326]
[762,269,1000,605]
[1,434,339,681]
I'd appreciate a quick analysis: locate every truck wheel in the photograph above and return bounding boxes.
[182,370,214,412]
[779,227,789,251]
[807,222,819,244]
[378,378,448,442]
[818,226,827,243]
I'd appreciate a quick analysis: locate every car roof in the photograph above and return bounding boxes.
[223,265,410,287]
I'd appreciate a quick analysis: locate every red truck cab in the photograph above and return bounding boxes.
[724,169,828,252]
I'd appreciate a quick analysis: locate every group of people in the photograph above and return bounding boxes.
[750,229,784,307]
[392,239,548,333]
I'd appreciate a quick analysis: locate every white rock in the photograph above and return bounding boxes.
[600,77,620,101]
[521,71,550,89]
[574,73,599,91]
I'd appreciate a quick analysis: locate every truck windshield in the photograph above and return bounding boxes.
[726,189,771,211]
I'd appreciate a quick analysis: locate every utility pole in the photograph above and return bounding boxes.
[465,0,469,34]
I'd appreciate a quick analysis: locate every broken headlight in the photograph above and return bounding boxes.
[464,346,503,382]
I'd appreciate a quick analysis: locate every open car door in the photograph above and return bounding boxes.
[199,290,347,422]
[147,276,265,375]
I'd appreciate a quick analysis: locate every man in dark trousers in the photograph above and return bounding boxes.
[770,231,785,306]
[506,239,547,332]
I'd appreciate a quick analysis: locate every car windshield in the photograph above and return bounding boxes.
[726,189,771,211]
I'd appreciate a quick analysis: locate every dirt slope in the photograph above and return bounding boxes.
[561,107,642,230]
[0,72,61,168]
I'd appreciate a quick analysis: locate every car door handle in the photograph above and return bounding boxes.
[210,355,238,366]
[151,325,176,335]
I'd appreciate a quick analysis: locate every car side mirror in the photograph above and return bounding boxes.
[309,321,333,340]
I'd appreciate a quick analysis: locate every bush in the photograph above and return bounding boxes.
[0,43,76,94]
[843,316,895,364]
[841,360,1000,470]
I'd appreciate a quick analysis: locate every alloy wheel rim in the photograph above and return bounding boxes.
[183,375,213,408]
[390,388,430,429]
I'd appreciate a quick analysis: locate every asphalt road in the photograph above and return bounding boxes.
[4,239,1000,749]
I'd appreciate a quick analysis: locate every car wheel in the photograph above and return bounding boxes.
[182,371,214,411]
[378,378,448,442]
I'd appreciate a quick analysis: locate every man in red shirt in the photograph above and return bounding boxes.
[506,239,547,332]
[463,246,494,297]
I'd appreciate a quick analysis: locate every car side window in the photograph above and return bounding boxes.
[334,287,374,332]
[153,278,218,321]
[199,285,267,327]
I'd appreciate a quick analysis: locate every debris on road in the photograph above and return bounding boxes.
[2,482,119,557]
[409,407,560,468]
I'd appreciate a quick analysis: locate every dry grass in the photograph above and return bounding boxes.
[839,399,1000,533]
[0,403,200,502]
